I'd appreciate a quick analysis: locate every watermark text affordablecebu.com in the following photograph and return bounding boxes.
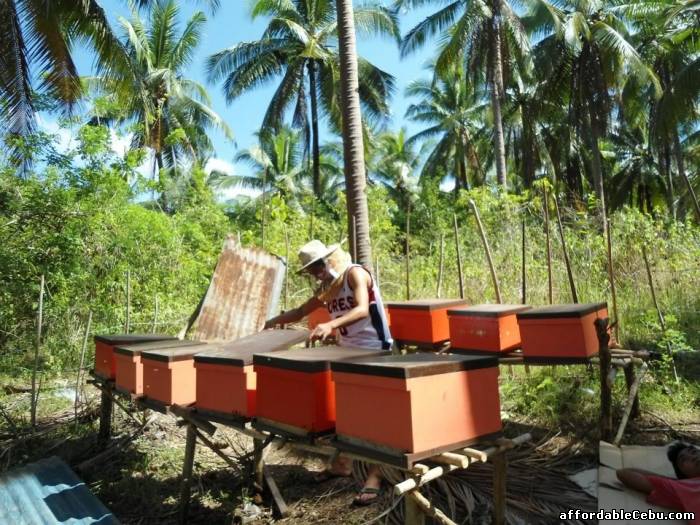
[560,509,696,521]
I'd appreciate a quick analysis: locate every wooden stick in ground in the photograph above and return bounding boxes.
[152,295,159,333]
[405,493,426,525]
[606,219,620,343]
[284,227,290,311]
[553,192,578,303]
[522,217,530,376]
[614,362,648,446]
[408,491,456,525]
[30,274,45,428]
[178,424,198,525]
[468,199,502,303]
[125,269,131,333]
[596,318,613,442]
[453,214,465,300]
[542,185,553,304]
[436,232,445,298]
[74,311,92,427]
[405,202,411,300]
[641,244,678,382]
[624,365,640,420]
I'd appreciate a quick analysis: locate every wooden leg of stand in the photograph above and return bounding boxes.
[253,438,265,490]
[492,453,507,525]
[596,318,613,442]
[179,424,197,525]
[624,365,640,419]
[98,388,113,446]
[405,492,426,525]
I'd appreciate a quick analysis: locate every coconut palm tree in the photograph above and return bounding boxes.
[527,0,661,225]
[94,0,231,176]
[0,0,123,150]
[405,65,488,192]
[396,0,531,189]
[206,0,398,205]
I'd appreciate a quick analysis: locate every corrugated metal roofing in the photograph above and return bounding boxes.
[0,456,119,524]
[191,237,285,342]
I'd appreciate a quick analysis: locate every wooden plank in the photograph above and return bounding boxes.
[264,467,289,518]
[170,404,217,436]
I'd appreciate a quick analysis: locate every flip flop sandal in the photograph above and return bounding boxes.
[352,487,381,507]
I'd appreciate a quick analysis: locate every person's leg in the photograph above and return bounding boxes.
[617,468,654,494]
[354,465,383,505]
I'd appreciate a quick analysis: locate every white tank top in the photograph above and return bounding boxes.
[325,265,392,350]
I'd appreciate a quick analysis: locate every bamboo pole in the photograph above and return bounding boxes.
[30,275,45,428]
[453,214,465,300]
[436,232,445,298]
[542,185,553,304]
[125,269,131,333]
[468,199,502,303]
[152,295,159,333]
[552,192,578,303]
[641,245,678,381]
[74,311,92,427]
[405,202,411,301]
[284,227,290,311]
[605,219,620,343]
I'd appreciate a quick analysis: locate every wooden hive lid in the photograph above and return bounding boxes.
[384,299,468,311]
[114,339,201,357]
[194,329,310,366]
[253,346,389,373]
[447,304,532,317]
[330,353,498,379]
[94,334,177,345]
[516,302,608,319]
[141,342,214,362]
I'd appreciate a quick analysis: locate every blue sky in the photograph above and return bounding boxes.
[69,0,438,177]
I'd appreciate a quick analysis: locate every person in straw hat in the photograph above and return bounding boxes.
[264,239,392,505]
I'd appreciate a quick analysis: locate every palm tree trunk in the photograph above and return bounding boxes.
[308,61,321,197]
[335,0,372,266]
[663,144,675,219]
[586,102,607,226]
[674,132,700,221]
[489,4,508,189]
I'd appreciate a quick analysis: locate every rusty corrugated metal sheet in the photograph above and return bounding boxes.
[0,456,119,524]
[191,237,285,342]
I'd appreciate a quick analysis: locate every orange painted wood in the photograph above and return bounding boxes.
[141,344,210,405]
[255,365,336,432]
[331,355,501,453]
[115,353,142,395]
[448,305,531,353]
[93,334,176,380]
[386,300,467,344]
[193,329,309,417]
[195,362,254,417]
[518,303,608,359]
[253,346,386,432]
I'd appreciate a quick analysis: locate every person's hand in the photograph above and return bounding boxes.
[309,322,334,343]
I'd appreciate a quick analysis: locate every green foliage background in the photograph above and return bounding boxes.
[1,125,699,381]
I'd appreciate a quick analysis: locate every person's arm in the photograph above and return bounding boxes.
[264,296,324,329]
[616,468,656,494]
[309,267,371,342]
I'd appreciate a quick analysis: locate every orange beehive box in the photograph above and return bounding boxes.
[94,334,177,380]
[385,299,468,345]
[193,329,309,419]
[141,342,212,406]
[517,303,608,362]
[448,304,532,353]
[114,340,201,396]
[253,346,387,434]
[331,353,502,467]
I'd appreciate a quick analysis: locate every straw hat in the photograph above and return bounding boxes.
[297,240,339,273]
